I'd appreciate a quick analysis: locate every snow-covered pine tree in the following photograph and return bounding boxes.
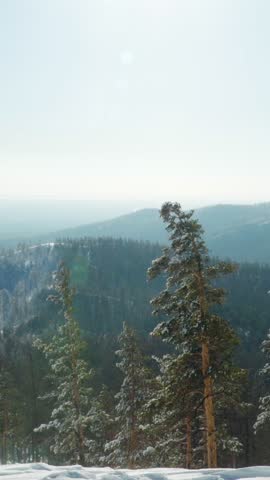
[254,330,270,435]
[148,202,241,468]
[143,352,203,468]
[217,425,243,468]
[85,386,115,466]
[0,331,26,464]
[0,366,22,464]
[214,364,247,468]
[146,322,246,469]
[34,263,93,466]
[105,322,152,468]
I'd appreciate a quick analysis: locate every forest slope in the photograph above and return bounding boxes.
[3,203,270,263]
[1,237,270,370]
[49,203,270,263]
[1,238,270,465]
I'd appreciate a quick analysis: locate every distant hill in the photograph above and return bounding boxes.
[0,203,270,263]
[0,199,147,247]
[53,208,166,243]
[48,203,270,263]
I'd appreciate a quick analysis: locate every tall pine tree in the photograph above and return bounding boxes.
[254,330,270,435]
[143,352,203,468]
[105,323,152,468]
[148,202,242,468]
[34,263,93,466]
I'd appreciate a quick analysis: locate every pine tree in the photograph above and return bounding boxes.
[148,202,242,468]
[254,330,270,435]
[0,331,28,464]
[143,353,203,468]
[105,323,152,468]
[34,263,93,466]
[0,367,22,464]
[214,367,248,467]
[85,386,115,466]
[217,425,243,468]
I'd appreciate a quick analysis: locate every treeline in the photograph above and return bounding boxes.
[1,206,270,466]
[1,238,270,356]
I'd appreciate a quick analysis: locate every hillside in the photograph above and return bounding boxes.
[47,203,270,263]
[1,237,270,369]
[53,208,166,243]
[2,202,270,263]
[0,199,147,247]
[1,237,270,464]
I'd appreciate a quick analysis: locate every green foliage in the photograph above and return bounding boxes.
[34,264,94,466]
[105,323,153,467]
[148,202,246,467]
[0,234,270,465]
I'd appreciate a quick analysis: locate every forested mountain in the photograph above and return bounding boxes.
[41,203,270,263]
[1,238,270,367]
[0,199,143,247]
[1,236,270,465]
[0,239,161,336]
[3,202,270,263]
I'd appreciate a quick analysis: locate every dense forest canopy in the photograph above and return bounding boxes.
[0,232,270,466]
[25,203,270,264]
[1,237,270,358]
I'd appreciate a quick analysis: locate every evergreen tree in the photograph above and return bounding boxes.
[34,263,93,466]
[143,353,203,468]
[0,328,28,464]
[0,233,267,465]
[105,323,152,468]
[217,425,243,468]
[0,367,22,464]
[254,330,270,435]
[148,202,242,468]
[85,386,115,466]
[214,367,248,467]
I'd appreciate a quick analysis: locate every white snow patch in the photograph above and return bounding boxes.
[29,243,56,250]
[0,465,270,480]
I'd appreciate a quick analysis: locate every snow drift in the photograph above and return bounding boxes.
[1,465,270,480]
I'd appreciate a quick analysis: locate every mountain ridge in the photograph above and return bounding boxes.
[48,202,270,263]
[3,202,270,263]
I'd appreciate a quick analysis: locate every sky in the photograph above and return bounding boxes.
[1,0,270,209]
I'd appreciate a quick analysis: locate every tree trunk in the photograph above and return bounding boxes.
[128,350,137,469]
[202,342,217,468]
[203,422,208,467]
[2,404,8,464]
[69,323,86,467]
[185,417,192,469]
[193,245,218,469]
[28,348,39,462]
[77,427,86,467]
[72,375,86,466]
[71,369,86,466]
[128,426,137,469]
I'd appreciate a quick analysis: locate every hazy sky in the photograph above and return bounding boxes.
[1,0,270,208]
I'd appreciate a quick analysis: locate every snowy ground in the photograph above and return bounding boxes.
[1,465,270,480]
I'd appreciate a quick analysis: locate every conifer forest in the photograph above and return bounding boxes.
[1,202,270,468]
[3,0,270,477]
